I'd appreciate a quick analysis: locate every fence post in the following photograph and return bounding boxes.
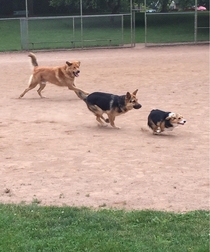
[80,0,83,49]
[194,0,198,43]
[144,0,147,46]
[132,9,136,47]
[20,18,29,50]
[121,15,124,45]
[130,0,133,46]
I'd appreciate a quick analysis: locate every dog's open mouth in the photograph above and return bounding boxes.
[74,71,80,77]
[178,121,186,125]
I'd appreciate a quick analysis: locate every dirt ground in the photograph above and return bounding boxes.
[0,45,209,212]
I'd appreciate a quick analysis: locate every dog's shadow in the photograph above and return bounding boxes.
[13,96,80,103]
[141,127,178,138]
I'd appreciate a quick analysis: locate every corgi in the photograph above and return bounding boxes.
[148,109,186,134]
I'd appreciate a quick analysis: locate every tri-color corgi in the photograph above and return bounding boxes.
[148,109,186,134]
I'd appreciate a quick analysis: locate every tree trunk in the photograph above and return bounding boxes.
[111,0,121,14]
[107,0,121,14]
[160,0,169,12]
[28,0,34,16]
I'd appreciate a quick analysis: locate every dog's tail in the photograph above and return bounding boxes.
[28,52,38,67]
[76,90,89,102]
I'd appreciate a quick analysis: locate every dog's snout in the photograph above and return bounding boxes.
[134,104,142,109]
[183,120,186,123]
[73,70,80,77]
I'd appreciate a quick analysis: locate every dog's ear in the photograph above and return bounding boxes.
[132,89,138,95]
[166,112,176,120]
[66,61,72,66]
[77,61,81,66]
[126,92,131,100]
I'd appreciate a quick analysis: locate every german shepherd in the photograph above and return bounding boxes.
[19,52,89,98]
[78,89,142,128]
[148,109,186,134]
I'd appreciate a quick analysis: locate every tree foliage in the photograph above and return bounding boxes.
[49,0,130,14]
[49,0,209,13]
[0,0,209,17]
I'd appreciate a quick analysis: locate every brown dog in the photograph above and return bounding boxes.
[19,52,88,98]
[78,89,142,128]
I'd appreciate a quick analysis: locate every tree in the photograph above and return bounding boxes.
[49,0,130,14]
[160,0,169,11]
[107,0,121,13]
[28,0,34,16]
[0,0,13,15]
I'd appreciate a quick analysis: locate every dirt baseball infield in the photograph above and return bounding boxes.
[0,44,209,212]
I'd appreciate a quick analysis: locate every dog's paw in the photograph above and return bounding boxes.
[153,131,160,135]
[156,127,161,133]
[113,126,121,129]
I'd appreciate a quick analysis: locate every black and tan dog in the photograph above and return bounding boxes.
[78,89,142,128]
[19,52,88,99]
[148,109,186,134]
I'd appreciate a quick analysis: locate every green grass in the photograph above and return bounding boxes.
[0,203,209,252]
[0,12,209,51]
[144,12,209,43]
[0,20,21,51]
[27,17,132,49]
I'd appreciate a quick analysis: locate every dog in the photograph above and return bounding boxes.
[147,109,186,134]
[77,89,142,128]
[19,52,89,98]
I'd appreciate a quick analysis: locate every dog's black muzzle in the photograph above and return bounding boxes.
[133,104,142,109]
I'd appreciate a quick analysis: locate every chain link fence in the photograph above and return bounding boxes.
[143,0,209,46]
[0,0,209,51]
[20,14,134,50]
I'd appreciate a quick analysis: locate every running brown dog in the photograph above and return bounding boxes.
[19,52,88,98]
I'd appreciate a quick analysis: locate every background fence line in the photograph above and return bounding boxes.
[0,11,209,51]
[143,11,209,46]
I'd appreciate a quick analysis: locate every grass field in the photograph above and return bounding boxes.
[0,12,209,51]
[0,203,209,252]
[144,12,209,43]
